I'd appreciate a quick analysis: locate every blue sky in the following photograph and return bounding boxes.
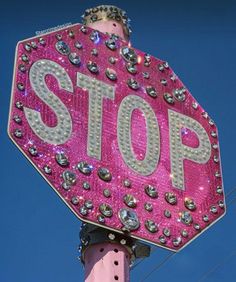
[1,0,236,281]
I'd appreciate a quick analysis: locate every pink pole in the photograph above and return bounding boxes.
[84,243,130,282]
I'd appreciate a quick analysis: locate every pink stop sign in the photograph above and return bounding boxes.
[8,23,225,251]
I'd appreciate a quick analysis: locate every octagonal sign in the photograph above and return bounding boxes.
[8,23,225,251]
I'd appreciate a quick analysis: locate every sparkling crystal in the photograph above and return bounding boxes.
[203,215,209,222]
[87,61,99,73]
[202,112,208,119]
[164,209,171,218]
[18,64,26,72]
[68,30,74,38]
[127,78,139,90]
[75,41,83,49]
[13,115,22,124]
[71,196,79,205]
[98,167,112,182]
[123,179,131,188]
[82,181,90,190]
[126,63,137,74]
[218,200,224,208]
[160,78,167,85]
[14,129,22,138]
[105,38,117,50]
[24,43,31,52]
[97,214,105,223]
[62,170,76,185]
[80,26,87,33]
[180,211,193,225]
[163,228,171,237]
[31,41,37,49]
[173,88,186,102]
[21,54,29,62]
[103,189,111,198]
[172,237,182,247]
[109,56,117,64]
[62,182,71,190]
[91,48,98,56]
[145,185,158,198]
[211,131,217,138]
[118,208,140,230]
[210,206,218,214]
[90,30,100,43]
[55,153,69,166]
[212,143,218,150]
[216,186,223,194]
[194,223,201,231]
[121,47,138,64]
[55,41,70,55]
[165,192,177,205]
[145,220,158,233]
[56,34,62,40]
[163,61,169,69]
[68,53,81,66]
[120,239,126,245]
[170,74,177,81]
[79,206,88,216]
[142,72,150,79]
[105,68,117,80]
[17,82,25,91]
[144,202,153,212]
[209,119,215,126]
[123,194,137,208]
[163,93,174,104]
[77,161,92,175]
[181,229,188,238]
[159,235,166,244]
[15,101,23,110]
[39,37,46,45]
[192,102,199,109]
[158,64,164,72]
[146,86,157,98]
[99,203,113,217]
[84,200,93,209]
[43,165,52,174]
[215,171,221,178]
[213,156,219,163]
[184,198,196,211]
[28,146,38,156]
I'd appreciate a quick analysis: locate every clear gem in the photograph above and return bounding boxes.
[163,228,171,237]
[13,115,22,124]
[173,88,186,102]
[170,74,177,81]
[108,233,115,240]
[28,146,38,156]
[210,206,218,214]
[75,41,83,49]
[164,210,171,218]
[84,200,93,209]
[144,202,153,212]
[80,26,87,33]
[68,30,74,38]
[194,223,201,231]
[97,214,105,223]
[172,237,182,247]
[79,206,88,216]
[24,43,31,52]
[215,171,221,178]
[123,194,137,208]
[181,229,188,238]
[216,186,223,194]
[17,83,25,91]
[39,37,46,45]
[202,112,208,119]
[209,119,215,126]
[159,235,166,244]
[82,181,90,190]
[212,143,218,150]
[158,64,164,72]
[118,208,140,231]
[218,200,224,208]
[120,239,126,245]
[15,101,23,110]
[163,62,169,69]
[56,34,62,40]
[56,153,69,166]
[145,185,158,198]
[123,179,131,188]
[146,86,157,98]
[160,79,167,85]
[145,220,158,233]
[105,68,117,80]
[126,63,137,74]
[87,61,99,73]
[77,161,92,175]
[98,167,112,182]
[91,48,98,56]
[62,170,76,185]
[105,38,117,50]
[99,203,113,217]
[21,54,29,62]
[68,53,81,66]
[165,192,177,205]
[214,156,219,163]
[31,41,37,49]
[121,47,138,64]
[103,189,111,198]
[14,129,22,138]
[142,72,150,79]
[192,102,199,109]
[203,215,209,222]
[62,182,71,190]
[180,211,193,225]
[55,41,70,55]
[211,131,217,138]
[164,93,174,104]
[184,198,196,211]
[90,30,100,43]
[43,165,52,174]
[127,78,139,90]
[109,57,117,64]
[71,196,79,205]
[18,64,26,72]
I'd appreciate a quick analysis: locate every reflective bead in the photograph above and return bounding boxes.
[43,165,52,174]
[165,192,177,205]
[118,208,140,231]
[184,198,196,211]
[145,185,158,198]
[144,202,153,212]
[62,170,76,185]
[14,129,23,138]
[77,161,93,175]
[127,78,139,90]
[123,194,137,208]
[180,211,193,225]
[98,167,112,182]
[99,203,113,217]
[84,200,93,209]
[105,68,117,81]
[145,220,158,233]
[105,38,117,50]
[55,41,70,55]
[87,61,99,73]
[126,63,137,74]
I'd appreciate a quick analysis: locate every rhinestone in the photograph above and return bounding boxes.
[123,179,131,188]
[173,88,186,102]
[14,129,23,138]
[90,30,100,43]
[103,189,111,198]
[163,61,169,68]
[212,143,218,150]
[142,72,150,79]
[118,208,140,231]
[21,54,29,62]
[97,214,105,223]
[184,198,196,211]
[218,200,224,208]
[158,64,164,72]
[62,182,71,190]
[75,41,83,49]
[13,115,22,124]
[121,47,138,64]
[24,43,31,52]
[144,202,153,212]
[105,68,117,81]
[77,161,92,175]
[146,86,158,98]
[39,37,46,45]
[210,206,218,214]
[79,206,88,216]
[144,54,151,67]
[209,119,215,126]
[216,186,223,194]
[15,101,23,110]
[164,210,171,218]
[109,57,117,64]
[28,146,38,156]
[192,102,199,109]
[105,38,117,50]
[43,165,52,174]
[91,48,98,56]
[80,26,87,33]
[215,171,221,178]
[203,215,209,222]
[123,194,137,208]
[98,167,112,182]
[181,230,188,238]
[213,156,219,163]
[62,170,76,185]
[108,233,115,240]
[145,185,158,198]
[170,74,177,81]
[165,192,177,205]
[160,79,167,85]
[68,53,81,66]
[87,61,99,73]
[211,131,217,138]
[55,153,69,166]
[159,235,166,244]
[194,223,201,231]
[202,112,208,119]
[56,34,62,40]
[164,93,174,104]
[126,63,137,74]
[71,196,79,205]
[99,203,113,217]
[31,41,37,49]
[18,64,26,72]
[127,78,139,90]
[180,211,193,225]
[145,220,158,233]
[17,83,25,91]
[172,237,182,247]
[82,181,90,190]
[84,200,93,209]
[163,228,171,237]
[55,41,70,55]
[68,30,74,38]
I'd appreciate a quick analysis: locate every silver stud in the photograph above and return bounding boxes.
[91,48,98,56]
[184,198,196,211]
[108,56,117,64]
[56,34,62,40]
[216,186,223,194]
[144,202,153,212]
[79,206,88,216]
[165,192,177,205]
[17,83,25,91]
[215,171,221,178]
[126,63,137,74]
[163,93,174,104]
[15,101,23,110]
[123,179,131,188]
[145,185,158,198]
[43,165,52,174]
[98,167,112,182]
[173,88,186,102]
[80,26,87,34]
[24,43,31,52]
[84,200,93,209]
[192,102,199,109]
[210,206,218,214]
[71,196,79,205]
[99,203,113,217]
[180,211,193,225]
[172,237,182,247]
[55,153,69,167]
[120,239,126,245]
[145,220,158,233]
[13,115,22,124]
[31,41,37,49]
[108,233,115,240]
[18,64,26,72]
[62,182,71,190]
[39,37,46,45]
[158,64,164,72]
[146,86,158,98]
[164,210,171,218]
[87,61,99,73]
[77,161,93,175]
[159,235,167,244]
[55,41,70,55]
[212,143,218,150]
[21,54,29,62]
[194,223,201,231]
[105,68,117,81]
[105,38,117,50]
[213,156,219,163]
[28,146,38,156]
[14,129,23,138]
[68,53,81,66]
[160,79,167,86]
[218,200,224,208]
[163,228,171,237]
[211,131,217,138]
[123,194,137,208]
[142,72,150,79]
[62,170,76,185]
[118,208,140,231]
[202,215,209,222]
[82,181,90,190]
[127,78,139,90]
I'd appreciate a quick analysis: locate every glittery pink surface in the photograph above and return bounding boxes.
[8,23,225,251]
